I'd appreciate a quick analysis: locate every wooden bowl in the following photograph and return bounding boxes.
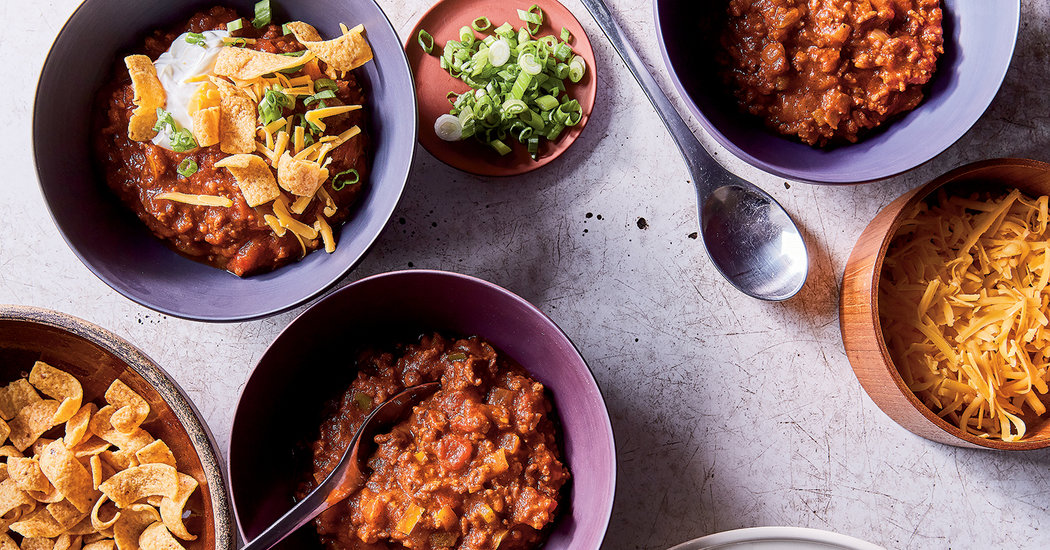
[841,158,1050,450]
[0,305,234,547]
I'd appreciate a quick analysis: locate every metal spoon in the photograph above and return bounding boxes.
[581,0,809,301]
[240,382,441,550]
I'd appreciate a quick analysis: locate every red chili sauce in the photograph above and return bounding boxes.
[94,6,368,276]
[300,334,569,550]
[718,0,943,146]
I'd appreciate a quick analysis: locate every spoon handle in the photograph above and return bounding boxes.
[579,0,718,182]
[239,382,440,550]
[239,446,364,550]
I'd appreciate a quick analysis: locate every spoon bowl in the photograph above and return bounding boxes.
[580,0,808,301]
[701,184,808,301]
[241,382,440,550]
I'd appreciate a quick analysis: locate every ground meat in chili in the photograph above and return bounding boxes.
[718,0,943,146]
[94,6,368,276]
[299,333,569,550]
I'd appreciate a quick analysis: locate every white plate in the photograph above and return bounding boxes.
[668,527,885,550]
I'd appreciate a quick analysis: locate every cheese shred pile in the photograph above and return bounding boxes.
[879,187,1050,441]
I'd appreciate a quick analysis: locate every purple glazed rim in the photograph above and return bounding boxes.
[652,0,1021,185]
[227,269,616,549]
[32,0,417,322]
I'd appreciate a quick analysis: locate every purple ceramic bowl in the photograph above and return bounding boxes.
[227,270,616,549]
[654,0,1019,184]
[33,0,416,322]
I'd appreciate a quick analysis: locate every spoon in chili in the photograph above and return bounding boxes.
[581,0,809,301]
[240,382,441,550]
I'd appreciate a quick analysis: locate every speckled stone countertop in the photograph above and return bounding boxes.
[4,0,1050,548]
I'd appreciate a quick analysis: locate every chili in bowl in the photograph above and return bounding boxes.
[228,270,616,549]
[33,0,416,321]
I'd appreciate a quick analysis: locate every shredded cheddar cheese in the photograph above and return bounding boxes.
[314,215,336,253]
[290,194,313,215]
[154,192,232,207]
[263,214,287,237]
[880,188,1050,441]
[272,197,319,240]
[304,105,361,132]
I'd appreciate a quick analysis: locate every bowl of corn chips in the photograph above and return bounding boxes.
[0,305,234,549]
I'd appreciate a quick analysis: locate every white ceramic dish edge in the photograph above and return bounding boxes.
[668,527,885,550]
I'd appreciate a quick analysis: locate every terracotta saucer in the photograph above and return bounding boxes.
[404,0,597,176]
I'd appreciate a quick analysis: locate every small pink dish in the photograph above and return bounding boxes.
[404,0,597,176]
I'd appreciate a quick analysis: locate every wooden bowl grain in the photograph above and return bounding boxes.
[0,305,235,547]
[841,158,1050,450]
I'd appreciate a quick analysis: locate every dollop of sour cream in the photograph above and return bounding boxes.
[151,30,230,151]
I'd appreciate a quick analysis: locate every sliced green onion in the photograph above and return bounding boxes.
[568,55,586,83]
[176,158,198,177]
[518,52,542,75]
[251,0,271,28]
[553,42,572,61]
[502,98,528,115]
[534,94,559,111]
[258,86,294,125]
[153,109,198,153]
[435,114,464,141]
[489,39,511,66]
[226,37,249,47]
[185,32,206,47]
[430,6,585,159]
[226,18,244,32]
[494,22,514,38]
[281,23,292,35]
[489,139,511,155]
[545,123,565,141]
[517,4,544,35]
[418,29,435,54]
[304,89,336,107]
[459,26,475,46]
[561,27,572,42]
[332,169,360,191]
[314,78,338,92]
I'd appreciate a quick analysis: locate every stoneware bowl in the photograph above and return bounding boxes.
[841,158,1050,449]
[0,305,234,548]
[228,270,616,548]
[33,0,417,322]
[654,0,1020,184]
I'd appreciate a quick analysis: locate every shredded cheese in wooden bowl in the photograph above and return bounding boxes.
[879,187,1050,441]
